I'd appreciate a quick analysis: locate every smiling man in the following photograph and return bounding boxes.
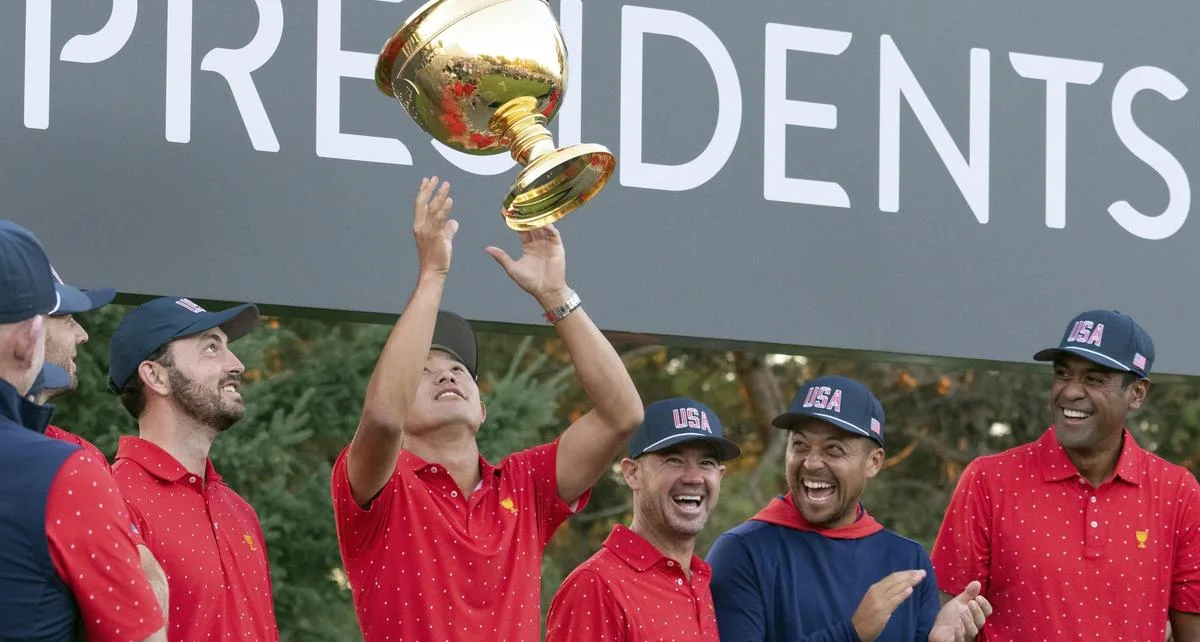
[332,178,644,641]
[107,296,279,642]
[545,398,742,642]
[708,375,990,642]
[932,310,1200,642]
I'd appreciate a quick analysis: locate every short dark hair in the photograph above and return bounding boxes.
[118,343,173,419]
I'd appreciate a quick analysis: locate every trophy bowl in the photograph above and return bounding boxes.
[376,0,615,231]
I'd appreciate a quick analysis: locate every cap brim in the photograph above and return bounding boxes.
[772,410,880,443]
[83,288,116,311]
[53,283,96,315]
[31,362,70,396]
[638,432,742,461]
[173,303,260,344]
[1033,346,1132,372]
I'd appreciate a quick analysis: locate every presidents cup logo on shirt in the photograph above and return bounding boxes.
[1066,320,1105,347]
[802,386,843,413]
[672,407,713,434]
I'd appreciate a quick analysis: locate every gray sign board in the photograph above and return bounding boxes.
[2,1,1198,374]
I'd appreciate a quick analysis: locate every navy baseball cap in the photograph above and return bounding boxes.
[107,296,259,392]
[0,220,59,323]
[628,397,741,461]
[49,265,115,315]
[1034,309,1154,378]
[431,310,478,379]
[28,363,70,398]
[773,375,886,448]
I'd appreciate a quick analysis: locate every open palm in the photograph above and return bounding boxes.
[486,225,568,304]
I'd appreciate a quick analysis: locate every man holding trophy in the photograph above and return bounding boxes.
[332,174,643,639]
[331,3,642,639]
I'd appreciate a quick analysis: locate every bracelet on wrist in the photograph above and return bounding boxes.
[543,290,581,324]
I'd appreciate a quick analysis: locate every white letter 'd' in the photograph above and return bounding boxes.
[620,6,742,191]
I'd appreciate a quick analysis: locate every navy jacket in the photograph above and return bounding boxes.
[708,494,939,642]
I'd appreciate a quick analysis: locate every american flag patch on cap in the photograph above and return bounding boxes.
[870,418,881,434]
[1132,353,1147,370]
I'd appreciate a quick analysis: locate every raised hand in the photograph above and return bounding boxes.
[413,177,458,277]
[851,570,927,641]
[929,580,992,642]
[485,224,571,308]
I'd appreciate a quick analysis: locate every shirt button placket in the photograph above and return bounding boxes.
[1084,490,1103,558]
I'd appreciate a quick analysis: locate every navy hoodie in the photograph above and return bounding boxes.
[707,493,939,642]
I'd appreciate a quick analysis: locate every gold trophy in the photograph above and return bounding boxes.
[375,0,615,230]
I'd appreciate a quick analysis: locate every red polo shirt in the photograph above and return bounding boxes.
[45,424,146,545]
[45,424,108,465]
[46,450,164,641]
[331,440,588,641]
[932,427,1200,641]
[545,524,720,642]
[112,437,279,642]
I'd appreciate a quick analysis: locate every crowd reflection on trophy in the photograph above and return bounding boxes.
[375,0,614,230]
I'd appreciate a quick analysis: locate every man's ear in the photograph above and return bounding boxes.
[139,360,171,396]
[1127,378,1151,410]
[479,400,487,423]
[620,458,641,490]
[864,446,885,479]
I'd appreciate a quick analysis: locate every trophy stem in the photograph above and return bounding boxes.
[490,97,556,166]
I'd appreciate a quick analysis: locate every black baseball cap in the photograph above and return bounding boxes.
[431,310,478,379]
[0,220,59,323]
[1033,309,1154,379]
[107,296,259,392]
[773,375,886,448]
[628,397,741,461]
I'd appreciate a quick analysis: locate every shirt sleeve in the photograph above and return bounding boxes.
[330,446,397,561]
[46,451,164,642]
[1172,471,1200,613]
[544,569,626,642]
[931,459,994,596]
[507,440,592,547]
[708,532,769,641]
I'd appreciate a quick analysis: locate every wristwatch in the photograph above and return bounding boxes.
[543,289,582,324]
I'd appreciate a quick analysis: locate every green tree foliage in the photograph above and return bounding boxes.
[52,305,1199,640]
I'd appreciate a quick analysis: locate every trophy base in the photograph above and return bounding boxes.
[502,144,616,231]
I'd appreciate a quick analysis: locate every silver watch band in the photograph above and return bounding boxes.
[543,290,582,324]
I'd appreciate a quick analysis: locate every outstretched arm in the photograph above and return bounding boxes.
[487,225,643,504]
[348,177,458,506]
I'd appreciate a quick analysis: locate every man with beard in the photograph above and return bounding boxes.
[544,398,741,641]
[107,296,279,642]
[932,310,1200,642]
[332,177,644,641]
[708,375,991,642]
[31,268,172,618]
[0,221,166,641]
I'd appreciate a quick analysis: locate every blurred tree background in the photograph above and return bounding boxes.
[57,304,1199,641]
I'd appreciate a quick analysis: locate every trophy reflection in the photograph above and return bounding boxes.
[375,0,615,230]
